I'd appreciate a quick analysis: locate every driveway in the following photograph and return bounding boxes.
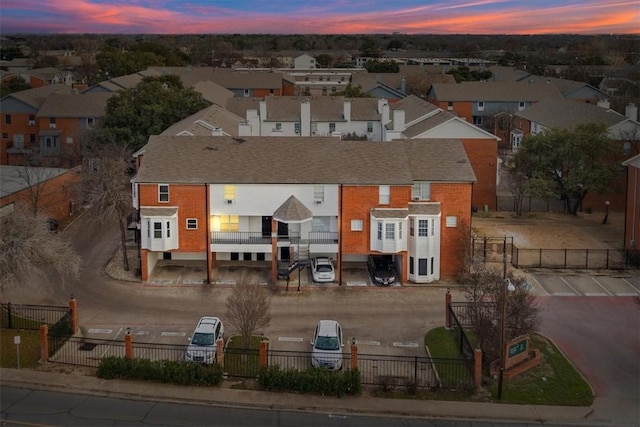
[2,213,639,425]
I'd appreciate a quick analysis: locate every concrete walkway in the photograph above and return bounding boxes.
[1,367,627,426]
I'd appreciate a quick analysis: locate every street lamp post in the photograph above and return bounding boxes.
[602,200,610,225]
[497,278,515,400]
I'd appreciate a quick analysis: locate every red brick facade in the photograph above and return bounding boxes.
[461,138,497,211]
[0,166,81,221]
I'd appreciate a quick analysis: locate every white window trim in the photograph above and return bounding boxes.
[351,219,363,231]
[158,184,169,203]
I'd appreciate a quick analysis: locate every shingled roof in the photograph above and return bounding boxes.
[37,92,113,118]
[135,136,475,185]
[160,104,242,137]
[514,98,628,130]
[3,84,74,109]
[430,81,563,102]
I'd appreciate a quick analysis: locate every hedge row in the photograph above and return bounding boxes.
[258,366,362,397]
[97,357,224,386]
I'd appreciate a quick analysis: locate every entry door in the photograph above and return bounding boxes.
[262,216,271,237]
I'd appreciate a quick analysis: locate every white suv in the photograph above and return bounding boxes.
[184,317,224,365]
[310,320,344,370]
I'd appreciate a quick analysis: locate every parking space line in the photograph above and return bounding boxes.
[356,340,380,346]
[585,293,608,297]
[529,275,549,296]
[590,277,613,296]
[88,328,113,334]
[560,277,581,295]
[623,278,640,293]
[553,292,578,296]
[393,342,419,348]
[161,332,186,337]
[278,337,303,342]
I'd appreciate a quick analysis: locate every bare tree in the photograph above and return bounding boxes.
[225,282,271,348]
[7,162,79,217]
[458,259,540,364]
[503,158,529,217]
[0,206,80,288]
[82,141,133,271]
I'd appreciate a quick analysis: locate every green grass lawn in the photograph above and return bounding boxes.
[1,328,42,369]
[425,327,593,406]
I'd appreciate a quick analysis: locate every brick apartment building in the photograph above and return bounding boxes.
[132,136,475,284]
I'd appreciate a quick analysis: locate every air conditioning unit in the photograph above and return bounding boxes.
[225,199,234,204]
[49,123,56,129]
[28,120,35,125]
[412,197,420,201]
[314,199,323,205]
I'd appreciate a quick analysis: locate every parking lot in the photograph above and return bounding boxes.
[527,271,640,296]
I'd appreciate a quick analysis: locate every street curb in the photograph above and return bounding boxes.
[1,368,597,425]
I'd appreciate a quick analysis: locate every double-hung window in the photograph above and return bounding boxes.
[418,219,428,237]
[379,185,390,205]
[158,185,169,203]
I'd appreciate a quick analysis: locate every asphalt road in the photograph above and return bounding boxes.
[2,213,639,425]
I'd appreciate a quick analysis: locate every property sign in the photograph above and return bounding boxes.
[508,338,527,358]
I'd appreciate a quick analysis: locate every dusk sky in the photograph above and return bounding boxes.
[1,0,638,35]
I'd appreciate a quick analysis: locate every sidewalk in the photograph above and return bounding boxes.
[1,367,612,426]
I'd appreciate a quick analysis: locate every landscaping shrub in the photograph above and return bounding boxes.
[97,357,223,386]
[257,366,361,397]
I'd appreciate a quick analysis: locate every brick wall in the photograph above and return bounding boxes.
[0,166,81,221]
[138,183,208,253]
[341,185,411,254]
[461,138,497,211]
[432,182,473,278]
[624,163,640,250]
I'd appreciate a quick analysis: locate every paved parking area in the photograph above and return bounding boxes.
[527,271,640,297]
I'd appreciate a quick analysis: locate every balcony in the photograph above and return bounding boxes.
[211,231,338,245]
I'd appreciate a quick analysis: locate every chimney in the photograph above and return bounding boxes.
[343,100,351,122]
[380,100,390,126]
[393,110,405,131]
[259,100,267,120]
[625,103,638,121]
[300,99,311,136]
[597,99,611,109]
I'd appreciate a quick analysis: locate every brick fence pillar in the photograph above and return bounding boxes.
[259,340,269,368]
[350,343,358,370]
[69,295,78,335]
[40,324,49,363]
[445,289,452,329]
[125,328,133,359]
[216,338,225,366]
[474,347,483,391]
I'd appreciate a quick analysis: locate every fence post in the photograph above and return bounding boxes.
[585,249,589,269]
[125,328,133,359]
[39,324,49,363]
[445,289,451,329]
[259,340,268,368]
[7,302,12,329]
[350,341,358,370]
[474,347,482,391]
[216,338,225,367]
[69,295,78,335]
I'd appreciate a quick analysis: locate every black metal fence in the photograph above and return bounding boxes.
[513,247,640,270]
[471,236,513,264]
[225,347,261,378]
[1,303,70,330]
[358,353,472,389]
[447,307,475,361]
[48,336,126,366]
